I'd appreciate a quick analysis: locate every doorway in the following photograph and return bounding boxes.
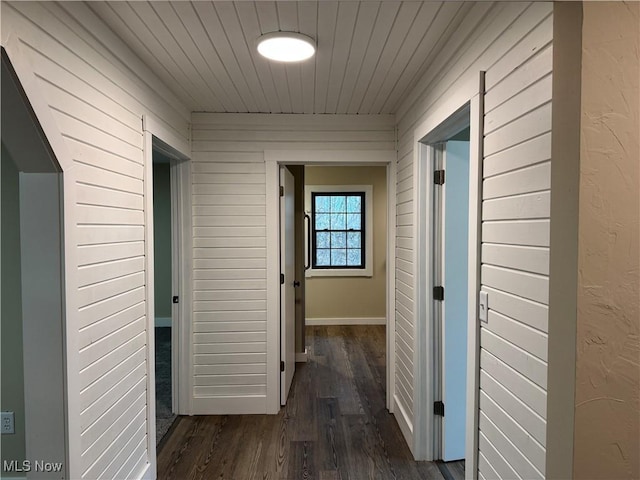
[431,130,471,464]
[284,164,389,404]
[143,130,192,452]
[266,152,396,413]
[413,95,483,471]
[1,50,67,477]
[152,151,176,443]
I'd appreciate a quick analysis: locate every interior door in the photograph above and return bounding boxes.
[441,140,470,461]
[280,166,296,405]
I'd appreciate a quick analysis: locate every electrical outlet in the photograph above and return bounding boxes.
[1,411,15,434]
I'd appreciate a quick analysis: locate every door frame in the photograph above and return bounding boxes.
[279,166,296,405]
[412,72,484,476]
[142,114,192,474]
[264,150,397,414]
[2,43,78,478]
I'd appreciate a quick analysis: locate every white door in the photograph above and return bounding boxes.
[441,140,470,461]
[280,167,296,405]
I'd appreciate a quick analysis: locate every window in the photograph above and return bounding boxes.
[305,185,373,277]
[312,192,365,269]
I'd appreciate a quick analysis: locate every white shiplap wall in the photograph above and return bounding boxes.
[1,2,189,478]
[190,113,394,413]
[395,2,553,476]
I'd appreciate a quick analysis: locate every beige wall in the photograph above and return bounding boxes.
[305,166,387,319]
[574,3,640,479]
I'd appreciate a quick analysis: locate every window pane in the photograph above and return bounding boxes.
[315,196,331,213]
[331,196,346,212]
[331,232,346,248]
[347,232,361,248]
[315,214,330,230]
[330,213,346,230]
[347,249,362,266]
[331,249,346,266]
[347,196,361,213]
[316,249,330,266]
[316,232,330,248]
[346,214,361,230]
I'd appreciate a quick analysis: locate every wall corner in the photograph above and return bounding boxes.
[546,3,583,479]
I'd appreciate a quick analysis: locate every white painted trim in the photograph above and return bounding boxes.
[142,130,157,480]
[143,115,192,479]
[140,462,153,480]
[465,75,485,480]
[155,317,172,328]
[264,149,396,416]
[306,317,387,326]
[171,157,194,416]
[412,140,435,461]
[265,149,394,165]
[2,37,80,479]
[546,5,581,478]
[387,159,397,412]
[394,394,414,449]
[304,184,373,277]
[191,396,268,415]
[265,159,281,414]
[143,113,190,160]
[412,73,484,471]
[295,348,309,363]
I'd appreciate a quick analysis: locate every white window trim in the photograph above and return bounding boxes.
[304,184,373,277]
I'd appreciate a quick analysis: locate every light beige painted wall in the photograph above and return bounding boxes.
[574,3,640,479]
[305,166,387,319]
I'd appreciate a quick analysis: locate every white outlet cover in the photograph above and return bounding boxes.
[1,411,15,434]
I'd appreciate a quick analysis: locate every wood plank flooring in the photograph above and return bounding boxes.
[157,325,464,480]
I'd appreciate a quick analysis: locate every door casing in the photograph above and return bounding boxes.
[142,114,192,478]
[411,72,484,478]
[264,150,397,414]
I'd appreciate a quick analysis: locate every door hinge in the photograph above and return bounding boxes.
[434,169,445,185]
[433,286,444,301]
[434,400,445,416]
[280,186,284,197]
[172,296,179,304]
[280,361,285,372]
[280,273,285,285]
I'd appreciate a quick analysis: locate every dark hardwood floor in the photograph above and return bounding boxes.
[157,325,464,480]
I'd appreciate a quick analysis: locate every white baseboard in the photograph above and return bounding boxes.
[140,462,154,480]
[393,394,414,457]
[191,395,267,414]
[155,317,172,327]
[295,348,308,362]
[306,317,386,326]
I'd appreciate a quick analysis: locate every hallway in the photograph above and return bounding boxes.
[157,326,463,479]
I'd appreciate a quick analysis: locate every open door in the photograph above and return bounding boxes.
[440,140,470,461]
[280,167,296,405]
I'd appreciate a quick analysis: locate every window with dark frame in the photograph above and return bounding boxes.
[311,192,366,269]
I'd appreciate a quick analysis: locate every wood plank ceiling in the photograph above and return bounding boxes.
[89,1,474,114]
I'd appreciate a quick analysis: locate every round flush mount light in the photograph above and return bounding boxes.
[257,32,316,62]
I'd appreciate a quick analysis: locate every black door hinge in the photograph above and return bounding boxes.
[280,186,284,197]
[280,361,285,372]
[172,296,179,304]
[433,286,444,301]
[434,169,445,185]
[434,401,445,416]
[280,273,285,285]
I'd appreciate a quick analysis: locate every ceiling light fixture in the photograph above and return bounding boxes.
[257,32,316,62]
